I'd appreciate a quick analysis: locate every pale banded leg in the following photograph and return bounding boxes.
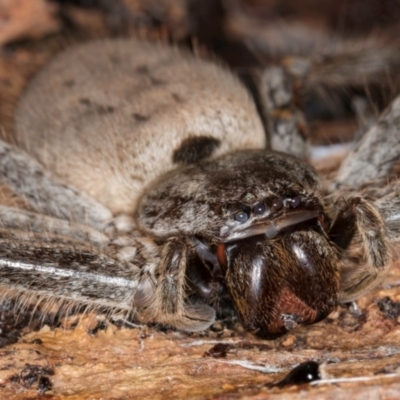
[0,205,213,330]
[332,94,400,189]
[0,139,112,229]
[252,66,310,159]
[0,205,109,247]
[0,220,166,324]
[0,235,141,319]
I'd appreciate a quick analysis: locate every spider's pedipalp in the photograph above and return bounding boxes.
[139,237,216,332]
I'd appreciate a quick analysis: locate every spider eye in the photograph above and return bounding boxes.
[290,196,301,208]
[272,198,283,210]
[253,202,266,215]
[234,211,249,223]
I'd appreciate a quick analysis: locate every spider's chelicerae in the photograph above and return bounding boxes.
[0,38,399,339]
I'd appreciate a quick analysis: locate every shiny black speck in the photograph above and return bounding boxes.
[273,361,321,388]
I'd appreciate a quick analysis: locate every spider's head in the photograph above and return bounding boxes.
[136,149,323,240]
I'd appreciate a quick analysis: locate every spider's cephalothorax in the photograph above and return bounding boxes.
[0,38,399,339]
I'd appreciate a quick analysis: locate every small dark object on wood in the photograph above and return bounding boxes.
[272,361,321,388]
[203,342,230,358]
[10,364,54,389]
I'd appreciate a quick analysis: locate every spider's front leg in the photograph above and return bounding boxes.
[325,93,400,302]
[329,197,393,302]
[135,236,216,332]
